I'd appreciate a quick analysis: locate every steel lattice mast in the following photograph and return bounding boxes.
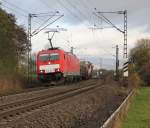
[27,12,64,84]
[94,10,128,58]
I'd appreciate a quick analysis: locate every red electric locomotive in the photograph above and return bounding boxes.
[36,48,80,82]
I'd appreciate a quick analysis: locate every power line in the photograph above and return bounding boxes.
[81,0,108,28]
[1,1,54,26]
[79,0,92,12]
[0,2,41,26]
[0,4,28,18]
[82,1,102,27]
[32,12,59,35]
[33,12,59,15]
[27,12,64,84]
[32,14,64,36]
[70,0,105,28]
[2,0,29,14]
[84,0,95,8]
[57,0,88,26]
[94,10,128,58]
[38,0,56,11]
[97,12,124,33]
[77,0,98,26]
[69,0,94,25]
[101,48,116,57]
[64,0,89,22]
[93,12,112,27]
[2,0,55,18]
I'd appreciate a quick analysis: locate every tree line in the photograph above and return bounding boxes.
[129,39,150,86]
[0,8,28,74]
[0,7,150,87]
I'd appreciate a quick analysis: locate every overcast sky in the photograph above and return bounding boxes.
[1,0,150,69]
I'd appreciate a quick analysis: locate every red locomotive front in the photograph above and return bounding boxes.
[36,48,80,82]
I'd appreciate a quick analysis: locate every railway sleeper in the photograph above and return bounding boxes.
[0,82,100,123]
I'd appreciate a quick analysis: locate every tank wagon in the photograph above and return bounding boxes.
[36,48,80,82]
[80,61,93,80]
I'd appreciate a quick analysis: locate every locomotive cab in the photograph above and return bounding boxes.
[38,53,60,73]
[36,48,80,82]
[37,48,64,82]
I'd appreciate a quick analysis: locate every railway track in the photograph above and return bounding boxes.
[0,79,97,106]
[0,80,101,122]
[0,79,94,97]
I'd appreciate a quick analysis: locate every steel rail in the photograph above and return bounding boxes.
[0,80,96,111]
[0,79,95,97]
[0,81,101,121]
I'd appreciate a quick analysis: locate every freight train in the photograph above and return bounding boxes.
[36,48,93,82]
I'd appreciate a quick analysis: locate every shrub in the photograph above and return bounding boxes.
[0,73,25,95]
[128,73,143,89]
[139,63,150,86]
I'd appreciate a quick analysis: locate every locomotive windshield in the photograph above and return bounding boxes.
[50,53,59,60]
[39,54,49,61]
[39,53,59,61]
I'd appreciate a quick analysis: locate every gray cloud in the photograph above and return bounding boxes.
[2,0,150,28]
[1,0,150,69]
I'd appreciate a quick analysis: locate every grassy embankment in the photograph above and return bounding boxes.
[121,87,150,128]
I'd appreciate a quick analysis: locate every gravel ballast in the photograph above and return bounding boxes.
[0,80,97,105]
[0,82,128,128]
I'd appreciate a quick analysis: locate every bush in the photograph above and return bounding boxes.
[139,63,150,86]
[0,73,25,95]
[128,73,143,89]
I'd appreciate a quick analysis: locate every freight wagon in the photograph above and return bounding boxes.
[80,61,93,80]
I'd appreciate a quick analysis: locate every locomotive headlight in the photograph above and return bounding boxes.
[40,70,45,73]
[55,68,60,72]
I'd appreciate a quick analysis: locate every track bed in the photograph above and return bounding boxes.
[0,79,128,128]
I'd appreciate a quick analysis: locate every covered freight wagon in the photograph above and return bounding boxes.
[80,61,93,79]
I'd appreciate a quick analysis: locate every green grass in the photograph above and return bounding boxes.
[122,87,150,128]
